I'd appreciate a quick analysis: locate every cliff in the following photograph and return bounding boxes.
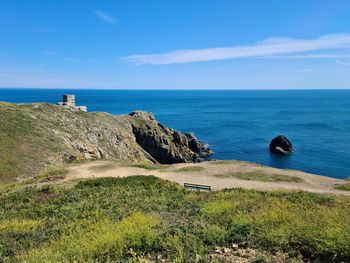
[0,102,212,183]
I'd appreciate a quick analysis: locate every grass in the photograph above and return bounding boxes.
[335,183,350,191]
[89,163,116,171]
[119,161,170,170]
[0,103,69,183]
[1,175,349,262]
[176,166,205,172]
[213,171,303,182]
[210,160,239,165]
[0,167,68,195]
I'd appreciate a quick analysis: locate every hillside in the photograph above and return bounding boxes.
[0,102,211,184]
[1,174,350,262]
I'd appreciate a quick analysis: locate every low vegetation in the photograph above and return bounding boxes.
[335,177,350,191]
[89,163,117,172]
[210,160,239,165]
[0,167,67,195]
[0,103,66,184]
[335,183,350,191]
[214,171,303,182]
[120,161,170,170]
[176,166,205,172]
[1,175,349,262]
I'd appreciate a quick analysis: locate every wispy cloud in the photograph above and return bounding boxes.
[336,60,350,66]
[95,11,117,24]
[263,54,350,59]
[123,33,350,65]
[43,51,57,55]
[63,58,82,63]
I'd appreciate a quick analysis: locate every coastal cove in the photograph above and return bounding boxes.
[1,89,350,179]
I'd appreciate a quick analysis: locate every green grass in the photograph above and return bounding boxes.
[0,167,68,195]
[89,163,116,171]
[1,175,349,262]
[0,103,68,183]
[120,161,170,170]
[176,166,205,172]
[209,160,239,165]
[213,171,303,182]
[335,183,350,191]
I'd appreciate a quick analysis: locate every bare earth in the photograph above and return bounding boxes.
[63,160,350,196]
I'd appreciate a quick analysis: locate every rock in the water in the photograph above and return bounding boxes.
[269,135,294,155]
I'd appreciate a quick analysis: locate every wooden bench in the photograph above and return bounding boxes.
[184,183,211,191]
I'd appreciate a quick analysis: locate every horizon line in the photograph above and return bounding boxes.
[1,87,350,91]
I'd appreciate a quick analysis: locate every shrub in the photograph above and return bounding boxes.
[1,176,350,262]
[18,212,158,262]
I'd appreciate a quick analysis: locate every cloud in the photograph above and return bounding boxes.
[123,33,350,65]
[43,51,56,55]
[95,11,117,24]
[63,58,82,63]
[262,54,350,59]
[335,60,350,65]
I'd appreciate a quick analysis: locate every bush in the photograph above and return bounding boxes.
[1,176,350,262]
[19,212,158,262]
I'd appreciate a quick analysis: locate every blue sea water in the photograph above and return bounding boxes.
[1,88,350,179]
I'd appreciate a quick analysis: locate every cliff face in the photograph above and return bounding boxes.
[129,111,212,164]
[0,102,212,183]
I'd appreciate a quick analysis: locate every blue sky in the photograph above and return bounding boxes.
[1,0,350,89]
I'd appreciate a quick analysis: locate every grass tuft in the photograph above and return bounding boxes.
[176,166,205,172]
[210,160,239,165]
[213,171,303,182]
[119,161,169,170]
[335,183,350,191]
[89,163,116,171]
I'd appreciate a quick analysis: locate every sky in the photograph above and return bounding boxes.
[1,0,350,89]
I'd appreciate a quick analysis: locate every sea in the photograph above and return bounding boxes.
[1,88,349,179]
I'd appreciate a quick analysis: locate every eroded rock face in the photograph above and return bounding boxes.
[0,103,214,181]
[128,111,213,164]
[269,135,294,155]
[185,132,213,157]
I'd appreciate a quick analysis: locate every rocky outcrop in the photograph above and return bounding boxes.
[128,111,213,164]
[269,135,294,155]
[0,103,213,181]
[185,132,213,158]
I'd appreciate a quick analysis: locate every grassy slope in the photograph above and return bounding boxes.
[0,102,210,184]
[1,175,350,262]
[0,102,145,184]
[0,103,65,183]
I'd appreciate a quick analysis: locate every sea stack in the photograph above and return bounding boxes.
[269,135,294,155]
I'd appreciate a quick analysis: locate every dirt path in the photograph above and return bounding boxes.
[64,160,350,196]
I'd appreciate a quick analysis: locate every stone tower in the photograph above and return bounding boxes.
[62,95,75,106]
[57,94,87,112]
